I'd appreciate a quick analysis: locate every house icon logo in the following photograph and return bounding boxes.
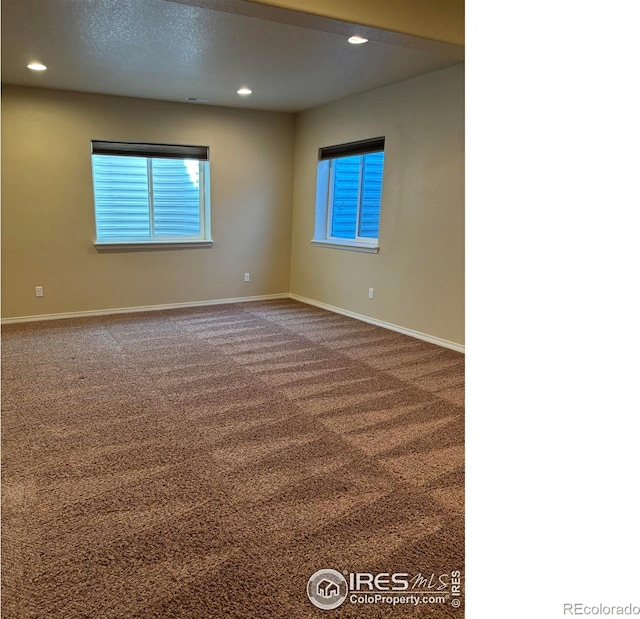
[318,579,339,598]
[307,569,348,610]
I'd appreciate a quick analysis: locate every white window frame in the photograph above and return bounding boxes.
[312,137,384,254]
[91,140,212,250]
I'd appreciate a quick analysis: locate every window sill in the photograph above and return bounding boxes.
[311,239,379,254]
[95,240,213,252]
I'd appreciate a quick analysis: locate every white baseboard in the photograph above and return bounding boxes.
[1,293,465,354]
[0,294,290,325]
[289,294,465,354]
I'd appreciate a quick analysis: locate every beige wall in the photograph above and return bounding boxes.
[2,68,464,345]
[1,86,295,319]
[290,64,464,346]
[248,0,464,46]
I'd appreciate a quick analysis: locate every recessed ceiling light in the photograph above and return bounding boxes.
[27,62,47,71]
[237,87,252,96]
[348,36,368,45]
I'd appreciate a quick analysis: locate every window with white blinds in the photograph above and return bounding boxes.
[90,141,211,245]
[313,137,385,253]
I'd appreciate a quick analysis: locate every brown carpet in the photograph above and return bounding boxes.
[1,299,464,618]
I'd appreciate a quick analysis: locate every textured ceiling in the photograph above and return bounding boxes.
[1,0,463,112]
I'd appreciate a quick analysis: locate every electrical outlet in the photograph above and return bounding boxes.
[35,286,44,297]
[368,288,374,299]
[244,273,250,282]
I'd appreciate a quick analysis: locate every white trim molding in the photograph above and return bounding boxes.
[0,294,289,325]
[95,240,213,251]
[289,293,464,353]
[311,239,379,254]
[2,293,464,354]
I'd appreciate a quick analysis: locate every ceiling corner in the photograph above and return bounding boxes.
[241,0,465,47]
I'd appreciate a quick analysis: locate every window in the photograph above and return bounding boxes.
[91,141,211,246]
[313,137,385,253]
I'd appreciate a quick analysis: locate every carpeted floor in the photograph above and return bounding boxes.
[1,299,464,618]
